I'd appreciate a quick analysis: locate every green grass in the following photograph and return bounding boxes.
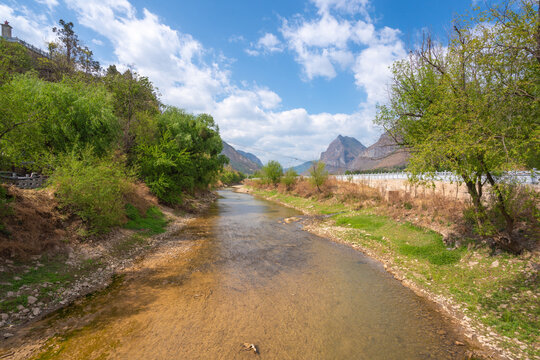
[0,255,73,313]
[334,214,463,265]
[124,204,168,236]
[250,186,539,358]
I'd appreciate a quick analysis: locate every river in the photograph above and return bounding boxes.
[3,190,471,359]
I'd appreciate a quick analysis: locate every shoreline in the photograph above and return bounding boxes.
[235,185,535,360]
[0,193,216,348]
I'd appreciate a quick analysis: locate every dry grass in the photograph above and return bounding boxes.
[0,182,160,259]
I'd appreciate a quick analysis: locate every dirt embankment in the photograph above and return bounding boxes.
[0,184,216,337]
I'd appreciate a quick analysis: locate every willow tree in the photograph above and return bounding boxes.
[376,0,539,250]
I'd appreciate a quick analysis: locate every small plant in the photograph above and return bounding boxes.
[282,168,298,190]
[309,161,328,192]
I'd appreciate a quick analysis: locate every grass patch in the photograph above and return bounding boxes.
[124,204,167,236]
[335,214,387,231]
[0,255,73,313]
[334,213,463,265]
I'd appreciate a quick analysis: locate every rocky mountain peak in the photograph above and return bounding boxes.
[320,135,366,170]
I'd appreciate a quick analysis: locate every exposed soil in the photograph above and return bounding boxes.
[0,184,217,338]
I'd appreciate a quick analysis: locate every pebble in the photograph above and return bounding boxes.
[0,313,8,321]
[6,291,14,297]
[3,333,13,338]
[16,305,24,311]
[490,260,499,268]
[13,276,21,281]
[27,296,37,305]
[468,261,478,267]
[32,308,41,316]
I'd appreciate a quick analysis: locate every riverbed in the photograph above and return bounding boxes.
[1,190,471,359]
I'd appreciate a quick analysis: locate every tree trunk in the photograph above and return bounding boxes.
[485,171,514,234]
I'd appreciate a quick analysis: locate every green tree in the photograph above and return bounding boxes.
[136,107,227,204]
[103,66,161,158]
[282,168,298,190]
[0,38,34,84]
[375,0,539,250]
[261,160,283,185]
[0,74,120,168]
[309,161,328,192]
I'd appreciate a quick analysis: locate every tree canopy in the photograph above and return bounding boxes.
[375,0,539,249]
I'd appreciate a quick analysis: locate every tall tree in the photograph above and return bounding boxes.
[375,0,539,250]
[103,66,161,158]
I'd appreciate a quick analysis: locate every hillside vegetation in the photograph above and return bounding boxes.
[0,20,227,254]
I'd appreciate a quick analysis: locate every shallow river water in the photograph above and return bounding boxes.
[5,190,472,359]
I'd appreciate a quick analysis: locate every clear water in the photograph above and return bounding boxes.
[3,190,471,359]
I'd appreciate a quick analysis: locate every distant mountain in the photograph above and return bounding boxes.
[320,135,366,173]
[349,132,409,171]
[237,150,263,167]
[221,141,262,174]
[286,160,315,175]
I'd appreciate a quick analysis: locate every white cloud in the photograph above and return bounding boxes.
[36,0,59,10]
[311,0,370,16]
[279,1,405,107]
[257,33,282,52]
[91,38,103,46]
[246,32,283,56]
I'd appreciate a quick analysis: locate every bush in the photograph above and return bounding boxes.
[261,160,283,186]
[136,107,227,204]
[282,169,298,190]
[309,161,329,192]
[50,151,133,233]
[220,167,245,185]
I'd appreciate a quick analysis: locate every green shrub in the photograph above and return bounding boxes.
[261,160,283,185]
[50,151,133,233]
[220,167,245,185]
[282,169,298,190]
[136,107,227,204]
[309,161,328,192]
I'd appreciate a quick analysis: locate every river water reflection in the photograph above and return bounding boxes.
[12,190,471,359]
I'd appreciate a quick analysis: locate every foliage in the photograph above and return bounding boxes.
[0,74,120,169]
[124,204,167,235]
[46,19,100,77]
[0,38,34,85]
[103,66,161,158]
[282,168,298,190]
[375,0,540,251]
[261,160,283,185]
[136,107,227,204]
[309,161,329,192]
[50,151,133,233]
[220,166,245,185]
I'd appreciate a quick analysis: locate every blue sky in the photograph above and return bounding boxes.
[1,0,476,167]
